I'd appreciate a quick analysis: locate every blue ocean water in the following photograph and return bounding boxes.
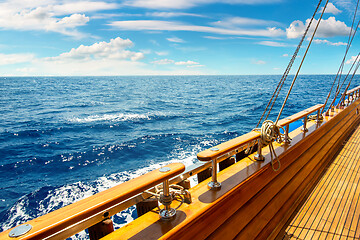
[0,75,358,238]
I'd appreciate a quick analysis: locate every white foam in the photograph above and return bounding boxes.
[69,113,151,123]
[2,138,217,239]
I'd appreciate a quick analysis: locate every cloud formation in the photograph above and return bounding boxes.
[313,39,347,46]
[346,56,359,64]
[146,12,205,18]
[151,59,202,67]
[167,37,185,43]
[44,37,144,62]
[0,53,34,65]
[212,17,281,28]
[320,2,342,14]
[151,59,175,65]
[252,59,266,65]
[123,0,282,9]
[257,41,289,47]
[0,1,117,38]
[175,60,199,65]
[286,17,351,39]
[109,20,284,37]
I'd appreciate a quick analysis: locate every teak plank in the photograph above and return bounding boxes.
[285,123,360,240]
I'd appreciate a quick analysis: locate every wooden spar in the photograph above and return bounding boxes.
[100,97,360,239]
[0,163,185,240]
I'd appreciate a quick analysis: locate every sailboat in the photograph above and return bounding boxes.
[1,0,360,239]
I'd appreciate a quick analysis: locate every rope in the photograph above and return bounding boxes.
[255,0,324,128]
[323,0,360,114]
[251,0,328,172]
[275,0,329,124]
[325,52,360,112]
[337,54,360,106]
[258,120,285,171]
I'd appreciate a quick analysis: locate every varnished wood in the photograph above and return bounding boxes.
[197,104,323,162]
[1,90,359,240]
[284,124,360,239]
[101,100,360,240]
[277,104,323,126]
[347,86,360,95]
[197,131,260,161]
[209,102,359,239]
[0,163,185,240]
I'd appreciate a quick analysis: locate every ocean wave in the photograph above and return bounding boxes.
[69,113,151,123]
[0,135,214,239]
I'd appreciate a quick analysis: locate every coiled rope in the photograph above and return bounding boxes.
[253,0,329,172]
[258,120,285,171]
[255,0,324,129]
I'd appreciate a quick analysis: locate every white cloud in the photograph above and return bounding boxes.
[187,64,204,68]
[0,53,35,65]
[146,12,205,18]
[44,37,144,62]
[175,60,199,65]
[286,17,351,39]
[203,36,229,40]
[257,41,288,47]
[212,17,280,28]
[346,56,358,64]
[282,54,289,57]
[320,2,342,14]
[151,59,175,65]
[333,0,353,13]
[51,1,118,15]
[313,38,347,46]
[123,0,282,9]
[0,1,117,38]
[252,59,266,65]
[109,20,285,37]
[155,51,169,56]
[151,59,202,66]
[167,37,185,43]
[31,58,150,76]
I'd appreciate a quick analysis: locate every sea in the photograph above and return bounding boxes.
[0,75,359,239]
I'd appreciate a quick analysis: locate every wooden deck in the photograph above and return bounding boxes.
[284,124,360,240]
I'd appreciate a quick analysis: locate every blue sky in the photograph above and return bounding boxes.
[0,0,358,76]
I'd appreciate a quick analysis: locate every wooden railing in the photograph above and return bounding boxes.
[0,104,327,240]
[343,86,360,106]
[197,104,324,162]
[196,103,324,190]
[0,163,185,240]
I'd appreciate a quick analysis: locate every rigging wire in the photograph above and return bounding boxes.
[322,0,360,114]
[337,53,360,106]
[255,0,324,128]
[249,0,327,169]
[275,0,330,124]
[335,0,359,93]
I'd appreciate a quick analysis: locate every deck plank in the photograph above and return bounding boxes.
[285,124,360,240]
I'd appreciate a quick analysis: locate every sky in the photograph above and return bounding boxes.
[0,0,359,76]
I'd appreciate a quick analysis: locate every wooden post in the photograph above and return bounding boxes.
[88,218,114,240]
